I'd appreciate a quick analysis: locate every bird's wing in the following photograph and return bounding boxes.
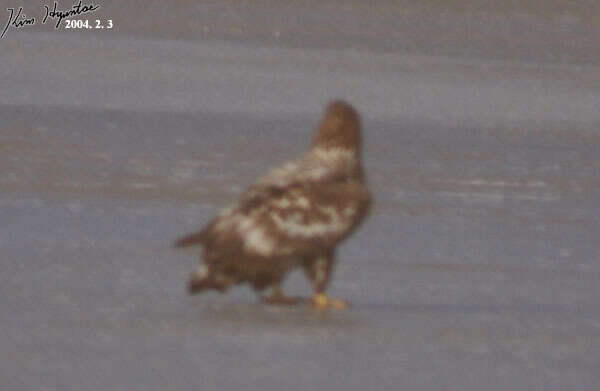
[173,184,284,249]
[238,181,371,257]
[175,180,370,260]
[173,149,364,251]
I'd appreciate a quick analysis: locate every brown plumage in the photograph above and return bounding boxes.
[174,100,371,308]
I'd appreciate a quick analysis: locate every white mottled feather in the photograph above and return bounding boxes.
[204,146,361,256]
[257,147,356,188]
[269,204,351,239]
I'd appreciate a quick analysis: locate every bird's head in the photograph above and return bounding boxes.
[311,100,362,153]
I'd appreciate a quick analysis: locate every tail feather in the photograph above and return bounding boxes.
[173,230,208,248]
[187,276,209,295]
[187,269,229,295]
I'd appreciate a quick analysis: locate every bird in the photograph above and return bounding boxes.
[173,100,371,309]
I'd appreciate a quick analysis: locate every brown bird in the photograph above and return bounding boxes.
[174,101,371,309]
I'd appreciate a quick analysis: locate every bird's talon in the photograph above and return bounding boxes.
[329,298,348,310]
[311,293,348,309]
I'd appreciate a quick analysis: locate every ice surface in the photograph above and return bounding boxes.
[1,1,600,390]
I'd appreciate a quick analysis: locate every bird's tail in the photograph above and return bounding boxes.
[173,230,208,248]
[187,275,210,295]
[187,263,210,295]
[187,264,228,295]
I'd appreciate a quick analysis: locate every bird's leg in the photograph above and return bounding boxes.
[303,251,348,310]
[262,283,301,305]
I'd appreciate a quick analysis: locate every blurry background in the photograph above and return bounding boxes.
[1,1,599,390]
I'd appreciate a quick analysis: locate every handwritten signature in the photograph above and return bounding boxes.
[43,1,100,28]
[1,1,100,39]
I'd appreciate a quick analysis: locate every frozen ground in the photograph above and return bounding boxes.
[1,1,600,390]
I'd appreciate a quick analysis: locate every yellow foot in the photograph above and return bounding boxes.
[311,293,348,310]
